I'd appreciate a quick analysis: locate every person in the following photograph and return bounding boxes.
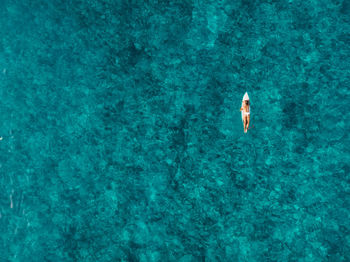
[240,99,250,133]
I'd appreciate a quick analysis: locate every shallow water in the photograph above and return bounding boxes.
[0,0,349,261]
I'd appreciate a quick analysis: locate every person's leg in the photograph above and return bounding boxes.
[245,116,249,132]
[243,117,247,132]
[246,115,250,130]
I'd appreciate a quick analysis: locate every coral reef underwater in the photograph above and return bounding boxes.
[0,0,349,261]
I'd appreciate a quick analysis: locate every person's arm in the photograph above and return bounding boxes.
[240,103,245,111]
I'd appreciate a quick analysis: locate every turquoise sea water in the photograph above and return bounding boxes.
[0,0,349,261]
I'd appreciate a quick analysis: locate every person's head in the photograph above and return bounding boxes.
[245,100,249,105]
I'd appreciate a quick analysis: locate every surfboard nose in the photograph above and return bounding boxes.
[243,92,249,101]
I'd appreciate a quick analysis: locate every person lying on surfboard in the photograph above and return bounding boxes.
[240,93,250,133]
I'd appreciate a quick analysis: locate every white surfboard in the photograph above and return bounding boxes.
[241,92,250,132]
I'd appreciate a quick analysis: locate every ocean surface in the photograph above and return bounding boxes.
[0,0,349,261]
